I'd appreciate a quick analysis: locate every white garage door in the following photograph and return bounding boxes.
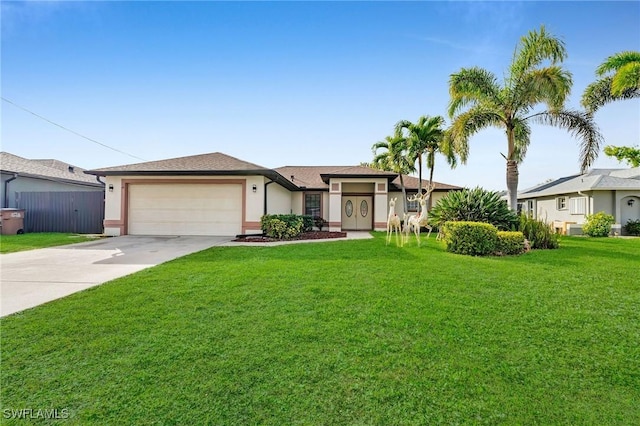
[128,183,243,236]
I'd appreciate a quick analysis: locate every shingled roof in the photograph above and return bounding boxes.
[519,167,640,198]
[84,152,299,190]
[0,152,103,187]
[275,165,462,191]
[84,152,462,192]
[85,152,269,174]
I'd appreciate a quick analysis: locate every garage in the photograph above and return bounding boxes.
[128,183,243,236]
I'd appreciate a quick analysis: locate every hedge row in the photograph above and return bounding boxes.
[442,221,526,256]
[260,214,314,239]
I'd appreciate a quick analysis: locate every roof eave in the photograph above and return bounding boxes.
[2,170,103,187]
[319,173,398,184]
[84,169,300,191]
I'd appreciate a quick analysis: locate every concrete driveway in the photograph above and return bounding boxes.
[0,235,230,317]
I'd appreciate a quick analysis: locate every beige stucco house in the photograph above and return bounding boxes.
[85,152,461,237]
[517,167,640,235]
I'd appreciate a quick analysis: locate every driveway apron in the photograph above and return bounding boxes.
[0,235,230,317]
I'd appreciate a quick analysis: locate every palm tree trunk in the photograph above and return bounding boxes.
[399,174,408,215]
[418,157,423,195]
[506,126,519,211]
[506,160,519,211]
[428,158,435,210]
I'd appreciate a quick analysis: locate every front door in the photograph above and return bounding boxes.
[341,196,372,230]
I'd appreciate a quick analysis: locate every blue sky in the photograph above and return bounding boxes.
[2,1,639,190]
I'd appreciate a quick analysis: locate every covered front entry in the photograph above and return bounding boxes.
[341,196,372,230]
[128,183,243,236]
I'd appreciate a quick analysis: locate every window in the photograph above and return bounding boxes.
[407,194,419,211]
[527,200,535,215]
[304,193,321,217]
[556,197,567,210]
[569,197,586,215]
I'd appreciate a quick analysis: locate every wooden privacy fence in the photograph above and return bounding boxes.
[15,191,105,234]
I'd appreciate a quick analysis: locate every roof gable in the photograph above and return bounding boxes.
[0,152,102,187]
[87,152,269,174]
[519,167,640,198]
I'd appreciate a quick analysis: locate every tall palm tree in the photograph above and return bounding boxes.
[396,115,457,198]
[582,51,640,113]
[372,133,415,214]
[448,25,603,211]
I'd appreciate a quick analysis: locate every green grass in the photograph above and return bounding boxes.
[0,233,101,254]
[1,234,638,424]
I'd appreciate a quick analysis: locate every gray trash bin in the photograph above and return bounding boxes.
[0,208,25,235]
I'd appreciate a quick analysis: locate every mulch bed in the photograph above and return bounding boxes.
[233,231,347,243]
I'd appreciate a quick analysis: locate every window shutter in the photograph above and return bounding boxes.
[569,197,586,215]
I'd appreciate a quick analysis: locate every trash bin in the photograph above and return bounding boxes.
[0,208,25,235]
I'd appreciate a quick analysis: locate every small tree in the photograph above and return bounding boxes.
[372,133,415,214]
[603,145,640,167]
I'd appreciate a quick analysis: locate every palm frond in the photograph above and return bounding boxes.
[529,110,604,172]
[512,119,531,164]
[595,51,640,76]
[581,76,640,113]
[449,106,504,163]
[448,67,501,117]
[611,61,640,96]
[509,25,567,83]
[514,66,572,112]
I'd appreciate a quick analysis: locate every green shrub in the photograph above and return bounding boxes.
[623,219,640,236]
[260,214,304,239]
[442,221,498,256]
[496,231,525,255]
[301,215,314,232]
[313,216,328,231]
[583,211,615,237]
[518,214,559,249]
[429,187,518,231]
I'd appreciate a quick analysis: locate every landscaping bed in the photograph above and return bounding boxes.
[234,230,347,242]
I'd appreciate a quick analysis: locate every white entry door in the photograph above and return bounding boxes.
[341,196,372,230]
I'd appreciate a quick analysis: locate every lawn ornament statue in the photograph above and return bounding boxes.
[386,197,402,246]
[403,188,434,246]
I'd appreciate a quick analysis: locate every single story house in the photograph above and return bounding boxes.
[517,167,640,235]
[84,152,461,237]
[1,152,105,233]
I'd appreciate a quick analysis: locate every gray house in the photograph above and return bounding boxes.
[1,152,105,233]
[517,168,640,235]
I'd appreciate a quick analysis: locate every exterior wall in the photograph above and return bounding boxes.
[523,189,640,235]
[593,191,614,217]
[533,192,590,225]
[1,173,103,208]
[430,191,449,209]
[616,191,640,234]
[322,192,330,220]
[244,176,267,232]
[266,181,293,215]
[527,190,640,226]
[342,182,374,193]
[291,192,304,215]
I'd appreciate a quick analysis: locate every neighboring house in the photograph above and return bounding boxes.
[517,168,640,235]
[84,152,461,237]
[0,152,105,233]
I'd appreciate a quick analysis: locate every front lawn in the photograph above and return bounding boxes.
[1,235,638,424]
[0,233,101,254]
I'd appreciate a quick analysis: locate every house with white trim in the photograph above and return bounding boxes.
[85,152,461,237]
[517,167,640,235]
